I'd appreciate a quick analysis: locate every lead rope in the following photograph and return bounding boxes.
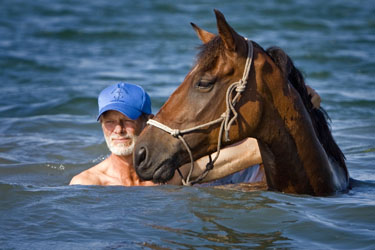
[147,39,253,186]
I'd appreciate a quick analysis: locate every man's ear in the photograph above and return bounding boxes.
[140,114,153,131]
[142,113,154,127]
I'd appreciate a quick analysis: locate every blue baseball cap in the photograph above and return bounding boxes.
[97,82,152,120]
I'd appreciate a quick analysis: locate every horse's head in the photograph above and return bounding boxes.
[134,10,281,183]
[134,10,349,195]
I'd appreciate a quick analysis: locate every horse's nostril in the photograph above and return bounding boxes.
[136,146,147,166]
[135,146,154,180]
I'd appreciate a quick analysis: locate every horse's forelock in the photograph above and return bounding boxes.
[196,36,226,72]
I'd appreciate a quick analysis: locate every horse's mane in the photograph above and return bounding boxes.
[266,46,347,171]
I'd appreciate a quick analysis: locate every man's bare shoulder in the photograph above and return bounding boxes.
[69,161,107,186]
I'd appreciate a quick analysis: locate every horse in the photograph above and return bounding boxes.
[133,9,350,196]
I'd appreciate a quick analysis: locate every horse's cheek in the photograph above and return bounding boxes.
[239,100,262,135]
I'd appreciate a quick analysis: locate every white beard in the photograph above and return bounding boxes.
[104,133,137,156]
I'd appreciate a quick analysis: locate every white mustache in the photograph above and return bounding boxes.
[110,135,132,140]
[105,133,137,156]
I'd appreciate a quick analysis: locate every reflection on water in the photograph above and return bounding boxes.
[150,223,289,248]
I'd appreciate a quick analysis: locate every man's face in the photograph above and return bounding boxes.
[100,110,146,156]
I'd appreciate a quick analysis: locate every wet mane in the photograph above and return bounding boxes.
[266,46,347,171]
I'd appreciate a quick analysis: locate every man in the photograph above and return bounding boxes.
[70,82,319,186]
[70,83,156,186]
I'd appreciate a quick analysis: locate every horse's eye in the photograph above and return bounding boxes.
[195,77,215,90]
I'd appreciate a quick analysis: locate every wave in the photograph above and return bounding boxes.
[34,29,138,41]
[0,95,97,118]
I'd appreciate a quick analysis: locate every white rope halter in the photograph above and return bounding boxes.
[147,39,254,185]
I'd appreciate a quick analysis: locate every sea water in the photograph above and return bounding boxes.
[0,0,374,248]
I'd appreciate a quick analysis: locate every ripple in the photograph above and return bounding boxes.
[0,55,61,72]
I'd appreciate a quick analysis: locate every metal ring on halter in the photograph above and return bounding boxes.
[146,39,254,186]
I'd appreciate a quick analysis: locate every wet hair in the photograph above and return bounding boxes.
[266,46,347,171]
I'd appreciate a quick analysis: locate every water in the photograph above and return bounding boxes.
[0,0,374,248]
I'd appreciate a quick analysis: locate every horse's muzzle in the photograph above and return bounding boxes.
[133,144,154,180]
[133,138,177,183]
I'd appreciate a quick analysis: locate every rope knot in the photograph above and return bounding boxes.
[236,84,246,92]
[205,161,214,170]
[170,129,180,137]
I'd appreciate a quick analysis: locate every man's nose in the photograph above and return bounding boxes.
[113,123,125,134]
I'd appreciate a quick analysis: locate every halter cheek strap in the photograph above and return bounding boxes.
[147,39,254,186]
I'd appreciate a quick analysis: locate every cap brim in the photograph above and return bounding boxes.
[97,103,142,121]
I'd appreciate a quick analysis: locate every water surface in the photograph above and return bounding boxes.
[0,0,374,249]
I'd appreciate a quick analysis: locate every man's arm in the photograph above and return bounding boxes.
[167,138,262,185]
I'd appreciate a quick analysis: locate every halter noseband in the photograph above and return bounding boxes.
[147,39,254,186]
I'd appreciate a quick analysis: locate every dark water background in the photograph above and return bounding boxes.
[1,0,374,249]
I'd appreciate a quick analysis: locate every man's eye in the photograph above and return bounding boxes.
[123,120,135,126]
[105,121,114,124]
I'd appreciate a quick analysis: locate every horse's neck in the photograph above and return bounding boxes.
[257,85,341,195]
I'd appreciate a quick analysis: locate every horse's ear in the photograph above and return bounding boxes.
[214,9,241,51]
[191,23,216,44]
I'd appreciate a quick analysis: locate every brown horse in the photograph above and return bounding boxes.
[134,10,350,196]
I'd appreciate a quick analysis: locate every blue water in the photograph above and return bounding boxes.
[1,0,374,249]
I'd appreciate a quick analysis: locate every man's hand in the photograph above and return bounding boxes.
[306,85,321,109]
